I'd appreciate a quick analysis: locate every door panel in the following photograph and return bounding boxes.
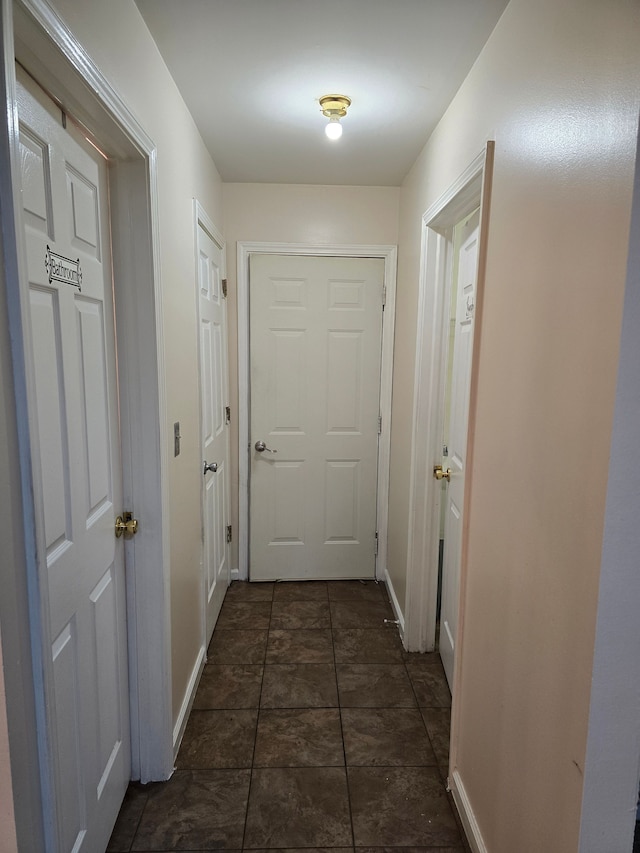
[249,254,384,581]
[440,211,480,689]
[18,70,130,851]
[197,219,230,642]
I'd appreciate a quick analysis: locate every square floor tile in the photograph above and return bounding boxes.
[193,665,263,709]
[176,710,257,769]
[215,601,272,630]
[266,629,334,663]
[261,664,338,708]
[225,581,274,602]
[244,767,352,848]
[273,581,329,601]
[327,580,386,602]
[330,599,393,629]
[342,708,436,766]
[107,783,149,851]
[333,628,404,664]
[207,629,267,664]
[254,708,344,767]
[421,707,452,771]
[131,769,250,850]
[348,766,461,847]
[336,664,417,707]
[271,600,331,630]
[406,662,452,708]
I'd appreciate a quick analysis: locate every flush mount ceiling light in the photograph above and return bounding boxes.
[319,94,351,140]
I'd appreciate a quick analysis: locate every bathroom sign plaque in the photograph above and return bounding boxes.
[45,245,83,291]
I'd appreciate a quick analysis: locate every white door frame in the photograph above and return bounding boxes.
[1,0,173,845]
[193,198,228,649]
[237,241,397,582]
[404,143,494,654]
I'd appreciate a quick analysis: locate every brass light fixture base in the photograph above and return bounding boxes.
[319,94,351,119]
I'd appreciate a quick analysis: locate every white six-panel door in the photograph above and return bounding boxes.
[440,211,480,689]
[17,71,130,850]
[249,254,384,581]
[197,216,230,641]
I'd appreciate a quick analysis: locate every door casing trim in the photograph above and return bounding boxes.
[237,241,397,583]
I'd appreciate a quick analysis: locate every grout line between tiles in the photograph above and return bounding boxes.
[239,586,271,851]
[331,589,357,851]
[404,656,448,781]
[120,784,150,853]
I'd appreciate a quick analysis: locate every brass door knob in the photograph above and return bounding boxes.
[433,465,451,482]
[115,512,139,538]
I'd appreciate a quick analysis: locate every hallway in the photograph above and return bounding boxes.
[107,580,468,851]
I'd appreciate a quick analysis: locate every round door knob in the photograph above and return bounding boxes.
[254,440,277,453]
[433,465,451,482]
[203,461,219,475]
[115,513,139,538]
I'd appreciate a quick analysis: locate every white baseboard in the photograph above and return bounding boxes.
[384,568,405,640]
[450,768,488,853]
[230,566,240,582]
[172,644,206,760]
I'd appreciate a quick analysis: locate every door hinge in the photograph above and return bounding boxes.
[382,284,387,308]
[226,525,232,544]
[378,414,382,435]
[374,530,379,556]
[225,405,231,425]
[222,278,228,297]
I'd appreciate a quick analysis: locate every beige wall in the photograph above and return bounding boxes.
[47,0,224,721]
[222,183,400,571]
[391,0,640,850]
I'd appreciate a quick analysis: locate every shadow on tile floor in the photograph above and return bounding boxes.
[108,579,470,853]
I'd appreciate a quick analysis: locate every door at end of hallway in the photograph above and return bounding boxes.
[249,253,385,582]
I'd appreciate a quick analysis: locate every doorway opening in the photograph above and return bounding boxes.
[2,1,173,847]
[194,202,230,646]
[403,144,494,680]
[237,242,397,588]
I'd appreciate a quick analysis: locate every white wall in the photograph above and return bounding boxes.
[222,182,400,572]
[390,0,640,850]
[579,118,640,853]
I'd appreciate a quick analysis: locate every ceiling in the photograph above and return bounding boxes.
[134,0,509,186]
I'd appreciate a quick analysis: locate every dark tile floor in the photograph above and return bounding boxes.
[108,580,470,852]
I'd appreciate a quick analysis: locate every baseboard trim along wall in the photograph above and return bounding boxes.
[450,769,488,853]
[172,645,206,762]
[384,568,405,640]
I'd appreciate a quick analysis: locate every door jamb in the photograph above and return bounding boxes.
[237,241,397,582]
[404,143,494,654]
[2,0,173,845]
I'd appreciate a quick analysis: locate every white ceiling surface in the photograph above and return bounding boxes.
[134,0,509,186]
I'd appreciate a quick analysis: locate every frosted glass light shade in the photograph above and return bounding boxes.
[325,119,342,140]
